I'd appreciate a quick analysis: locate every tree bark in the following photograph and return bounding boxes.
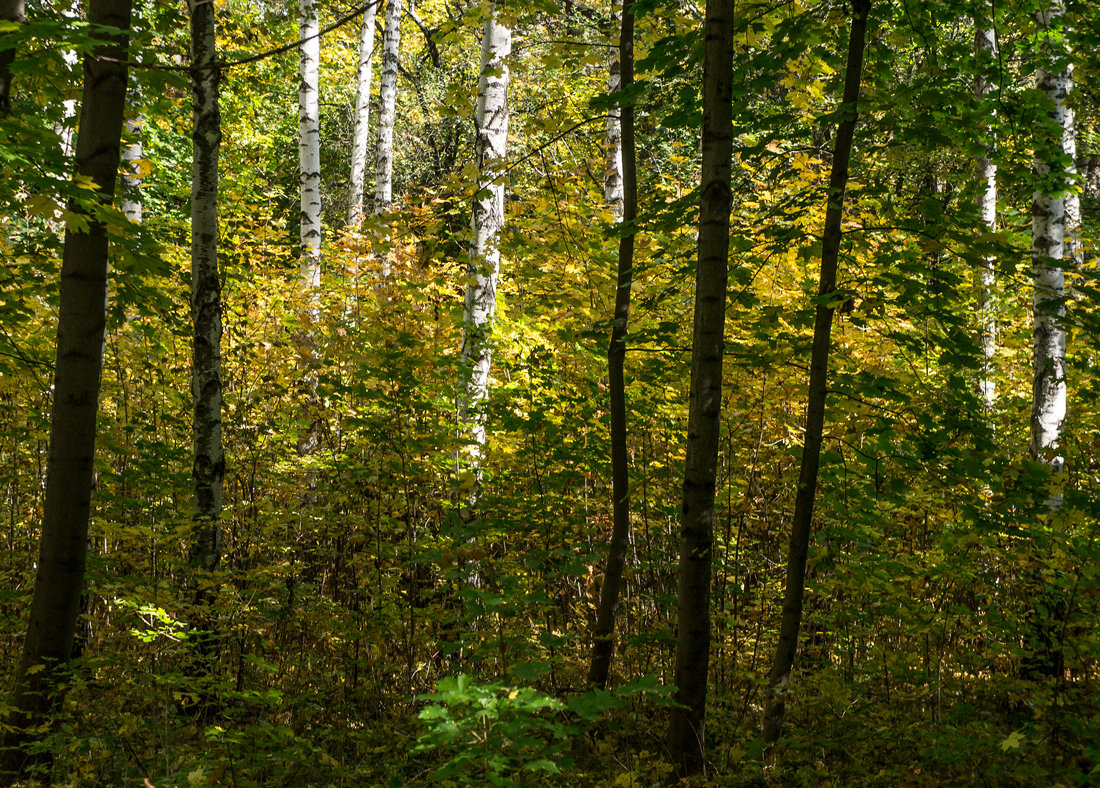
[348,0,379,225]
[1030,0,1076,507]
[0,0,131,777]
[188,0,223,592]
[374,0,402,213]
[120,112,143,223]
[666,0,733,774]
[761,0,870,746]
[457,6,510,494]
[299,0,322,291]
[975,8,996,412]
[0,0,25,114]
[602,4,623,217]
[588,0,634,691]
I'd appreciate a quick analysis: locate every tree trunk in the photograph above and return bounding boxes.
[0,0,131,777]
[457,7,510,494]
[761,0,870,746]
[188,0,223,597]
[666,0,733,774]
[299,0,322,291]
[1030,0,1076,507]
[374,0,402,213]
[0,0,25,114]
[975,9,996,412]
[348,0,379,225]
[121,112,143,223]
[588,0,634,691]
[602,4,623,217]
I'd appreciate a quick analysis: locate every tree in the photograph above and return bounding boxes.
[666,0,733,774]
[1030,0,1077,502]
[373,0,402,213]
[347,0,379,225]
[187,0,223,616]
[0,0,24,114]
[457,4,510,493]
[975,4,997,412]
[0,0,131,776]
[761,0,871,745]
[588,0,635,691]
[299,0,322,292]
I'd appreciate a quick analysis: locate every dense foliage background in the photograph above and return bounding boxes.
[1,0,1099,784]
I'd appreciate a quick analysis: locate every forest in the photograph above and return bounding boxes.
[0,0,1098,783]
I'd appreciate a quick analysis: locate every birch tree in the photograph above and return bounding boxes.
[0,0,24,114]
[1030,0,1077,502]
[458,6,510,490]
[588,0,634,691]
[188,0,223,597]
[373,0,402,213]
[299,0,322,292]
[666,0,732,773]
[0,0,131,773]
[761,0,870,745]
[348,0,379,225]
[121,113,143,223]
[975,7,996,412]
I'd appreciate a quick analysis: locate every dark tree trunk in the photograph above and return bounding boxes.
[666,0,733,775]
[588,0,636,691]
[0,0,24,114]
[761,0,870,746]
[0,0,131,778]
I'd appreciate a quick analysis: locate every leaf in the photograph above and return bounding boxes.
[1000,730,1025,752]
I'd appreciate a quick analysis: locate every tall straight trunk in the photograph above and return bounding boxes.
[0,0,131,777]
[373,0,402,213]
[0,0,25,114]
[347,0,378,225]
[1030,0,1075,503]
[975,9,996,412]
[588,0,634,691]
[188,0,223,585]
[457,8,510,488]
[299,0,322,291]
[666,0,733,774]
[761,0,870,745]
[602,5,623,217]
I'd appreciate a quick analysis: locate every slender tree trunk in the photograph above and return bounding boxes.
[602,5,623,217]
[348,0,378,225]
[761,0,870,746]
[0,0,131,778]
[299,0,322,292]
[0,0,25,114]
[1030,0,1076,506]
[121,112,143,223]
[666,0,733,774]
[457,7,510,494]
[374,0,402,213]
[588,0,634,691]
[975,9,996,412]
[188,0,223,600]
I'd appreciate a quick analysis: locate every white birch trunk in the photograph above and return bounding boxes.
[603,6,623,216]
[1030,0,1075,498]
[121,113,143,223]
[189,0,223,573]
[373,0,402,213]
[347,1,378,225]
[975,14,996,412]
[298,0,322,292]
[459,10,511,477]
